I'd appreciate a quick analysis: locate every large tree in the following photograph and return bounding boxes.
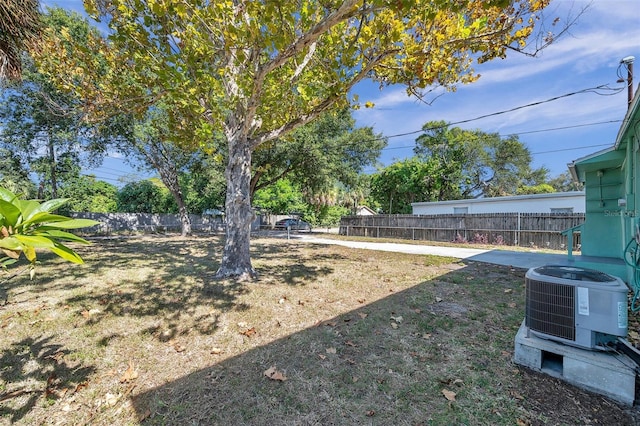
[0,0,40,82]
[251,108,384,201]
[115,106,200,236]
[34,0,564,279]
[370,157,449,214]
[0,8,124,199]
[414,121,549,198]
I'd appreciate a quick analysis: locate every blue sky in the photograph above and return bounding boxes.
[44,0,640,185]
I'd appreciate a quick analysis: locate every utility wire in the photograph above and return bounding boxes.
[370,84,625,142]
[378,119,622,152]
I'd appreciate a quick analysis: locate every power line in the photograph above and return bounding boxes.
[373,84,625,142]
[378,119,622,153]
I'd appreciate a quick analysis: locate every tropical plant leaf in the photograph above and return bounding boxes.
[38,198,70,214]
[48,218,100,229]
[1,257,19,267]
[0,199,21,226]
[24,246,37,262]
[0,187,17,202]
[37,229,91,244]
[19,212,76,228]
[0,236,22,251]
[50,242,84,264]
[14,234,56,248]
[15,199,44,222]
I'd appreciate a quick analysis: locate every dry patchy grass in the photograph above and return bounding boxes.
[0,235,636,425]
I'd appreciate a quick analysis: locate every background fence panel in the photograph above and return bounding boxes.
[339,213,584,250]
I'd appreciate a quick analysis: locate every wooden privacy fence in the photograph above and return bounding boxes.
[339,213,585,250]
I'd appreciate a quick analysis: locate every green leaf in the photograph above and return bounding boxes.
[39,198,70,213]
[49,219,100,229]
[37,229,92,244]
[13,234,56,249]
[15,200,43,221]
[0,236,23,251]
[0,187,17,202]
[1,257,19,267]
[19,213,78,228]
[0,199,21,227]
[50,243,84,264]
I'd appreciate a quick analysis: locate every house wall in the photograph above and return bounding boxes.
[580,167,625,258]
[411,192,585,215]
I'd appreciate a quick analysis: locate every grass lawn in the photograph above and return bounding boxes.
[0,234,635,425]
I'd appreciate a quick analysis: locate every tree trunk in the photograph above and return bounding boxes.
[156,164,192,237]
[47,133,57,198]
[176,197,191,237]
[215,139,256,280]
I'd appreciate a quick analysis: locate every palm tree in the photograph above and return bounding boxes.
[0,0,40,82]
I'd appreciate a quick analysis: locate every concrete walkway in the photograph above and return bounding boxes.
[296,234,572,270]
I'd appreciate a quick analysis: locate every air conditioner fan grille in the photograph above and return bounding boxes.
[525,278,575,341]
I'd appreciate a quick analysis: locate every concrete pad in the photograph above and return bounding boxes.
[514,321,636,406]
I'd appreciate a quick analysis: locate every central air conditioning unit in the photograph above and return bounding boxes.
[525,265,628,350]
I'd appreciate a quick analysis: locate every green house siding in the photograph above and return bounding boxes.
[570,89,640,283]
[581,167,625,258]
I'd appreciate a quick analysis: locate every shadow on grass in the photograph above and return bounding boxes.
[127,261,635,426]
[4,236,342,343]
[0,335,96,423]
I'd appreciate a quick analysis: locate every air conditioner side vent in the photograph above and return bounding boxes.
[526,278,575,341]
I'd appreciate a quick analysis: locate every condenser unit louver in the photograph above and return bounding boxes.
[525,265,628,350]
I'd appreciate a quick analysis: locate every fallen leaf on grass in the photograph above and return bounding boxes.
[358,312,368,319]
[435,297,443,302]
[345,340,357,347]
[318,354,326,360]
[390,322,398,329]
[263,366,287,381]
[167,339,186,353]
[442,389,457,401]
[413,308,421,314]
[390,316,403,323]
[422,333,432,339]
[504,289,513,294]
[240,327,256,337]
[119,360,138,383]
[326,347,337,354]
[508,302,517,308]
[366,410,375,417]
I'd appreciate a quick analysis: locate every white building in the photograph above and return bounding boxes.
[411,191,585,215]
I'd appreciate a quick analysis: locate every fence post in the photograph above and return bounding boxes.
[516,212,521,246]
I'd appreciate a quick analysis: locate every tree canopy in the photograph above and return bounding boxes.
[414,121,549,198]
[32,0,561,279]
[0,0,40,82]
